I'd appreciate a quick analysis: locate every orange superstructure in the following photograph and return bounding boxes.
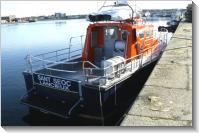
[82,19,159,66]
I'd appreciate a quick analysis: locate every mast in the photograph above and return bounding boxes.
[91,0,134,22]
[116,0,134,20]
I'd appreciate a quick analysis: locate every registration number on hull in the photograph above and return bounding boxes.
[33,73,79,92]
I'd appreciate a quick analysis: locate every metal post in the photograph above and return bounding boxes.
[78,81,83,101]
[80,35,83,50]
[150,46,153,62]
[98,86,104,126]
[69,37,73,60]
[104,68,107,85]
[27,54,33,74]
[140,54,143,67]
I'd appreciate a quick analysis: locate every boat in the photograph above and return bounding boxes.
[28,19,36,23]
[158,18,180,33]
[21,0,168,124]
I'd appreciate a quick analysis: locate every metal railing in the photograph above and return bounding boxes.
[68,35,85,60]
[25,30,167,86]
[83,43,165,86]
[25,35,85,72]
[83,29,168,86]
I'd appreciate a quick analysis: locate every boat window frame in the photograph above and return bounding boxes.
[104,26,118,40]
[137,30,145,39]
[90,30,99,48]
[145,30,151,37]
[121,30,128,41]
[132,29,137,42]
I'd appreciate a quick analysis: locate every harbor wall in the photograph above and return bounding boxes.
[121,22,192,126]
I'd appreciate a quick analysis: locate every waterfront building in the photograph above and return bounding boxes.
[1,15,16,23]
[54,13,66,19]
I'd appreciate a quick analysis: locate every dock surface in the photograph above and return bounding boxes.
[121,22,192,126]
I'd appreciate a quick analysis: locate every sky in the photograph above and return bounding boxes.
[1,1,192,17]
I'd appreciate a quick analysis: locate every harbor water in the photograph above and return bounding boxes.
[1,18,172,126]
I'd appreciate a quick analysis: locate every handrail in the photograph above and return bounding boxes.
[25,31,167,86]
[25,34,85,72]
[34,48,69,57]
[68,35,85,60]
[100,43,158,71]
[82,38,167,85]
[82,30,167,72]
[45,67,77,73]
[69,35,85,44]
[83,61,100,69]
[30,55,79,65]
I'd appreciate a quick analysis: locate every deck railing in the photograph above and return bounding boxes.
[25,29,168,86]
[82,41,166,85]
[83,29,168,85]
[25,35,85,72]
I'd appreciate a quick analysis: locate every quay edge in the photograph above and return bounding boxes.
[121,22,192,126]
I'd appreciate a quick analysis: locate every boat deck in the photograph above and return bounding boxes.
[35,58,85,82]
[33,52,162,89]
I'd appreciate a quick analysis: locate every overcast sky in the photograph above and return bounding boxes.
[1,1,192,17]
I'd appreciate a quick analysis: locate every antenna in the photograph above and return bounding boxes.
[135,1,136,13]
[98,0,107,12]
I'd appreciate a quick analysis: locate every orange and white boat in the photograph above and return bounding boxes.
[21,1,168,124]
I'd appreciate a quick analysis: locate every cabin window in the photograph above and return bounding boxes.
[91,30,98,48]
[132,29,136,42]
[121,30,128,41]
[146,31,151,37]
[105,28,117,39]
[138,31,144,38]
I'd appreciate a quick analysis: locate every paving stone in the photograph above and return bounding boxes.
[145,64,188,89]
[128,86,192,121]
[121,115,191,126]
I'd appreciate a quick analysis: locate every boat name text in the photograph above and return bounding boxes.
[36,74,71,91]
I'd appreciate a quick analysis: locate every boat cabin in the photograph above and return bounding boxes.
[82,21,159,67]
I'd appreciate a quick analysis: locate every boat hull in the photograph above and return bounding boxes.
[21,56,160,124]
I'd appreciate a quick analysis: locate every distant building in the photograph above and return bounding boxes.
[38,16,46,20]
[142,9,186,18]
[1,19,7,24]
[54,13,66,19]
[9,15,16,21]
[1,15,16,23]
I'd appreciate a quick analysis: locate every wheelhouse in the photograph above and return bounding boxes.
[82,21,159,68]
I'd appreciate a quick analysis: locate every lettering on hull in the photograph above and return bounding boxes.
[33,73,79,92]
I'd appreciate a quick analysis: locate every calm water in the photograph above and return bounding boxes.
[1,18,171,126]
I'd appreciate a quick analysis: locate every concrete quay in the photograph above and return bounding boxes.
[121,22,192,126]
